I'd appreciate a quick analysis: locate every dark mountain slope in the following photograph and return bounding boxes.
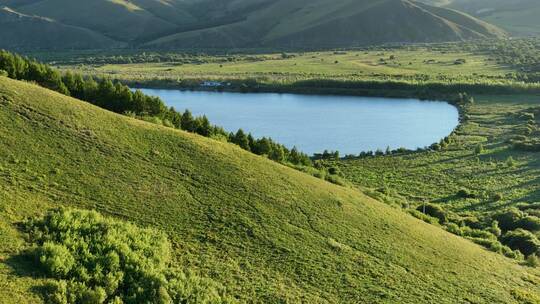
[0,7,119,49]
[14,0,195,42]
[145,0,506,49]
[0,0,506,49]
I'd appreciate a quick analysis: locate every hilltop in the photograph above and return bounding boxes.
[0,0,506,50]
[0,76,539,302]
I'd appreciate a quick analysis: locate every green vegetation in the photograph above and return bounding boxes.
[0,50,313,170]
[25,208,230,304]
[56,39,540,100]
[328,95,540,260]
[1,76,540,302]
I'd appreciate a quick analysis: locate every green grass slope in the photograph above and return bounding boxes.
[145,0,506,49]
[1,76,539,303]
[0,7,119,50]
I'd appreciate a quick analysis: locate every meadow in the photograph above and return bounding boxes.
[51,40,540,263]
[2,77,540,303]
[2,39,540,302]
[58,47,515,84]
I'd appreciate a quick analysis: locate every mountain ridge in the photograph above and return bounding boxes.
[0,0,506,50]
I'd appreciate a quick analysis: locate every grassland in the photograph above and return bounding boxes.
[2,76,540,303]
[61,47,515,84]
[333,95,540,212]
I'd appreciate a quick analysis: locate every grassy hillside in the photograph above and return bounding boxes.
[1,76,540,302]
[0,7,119,50]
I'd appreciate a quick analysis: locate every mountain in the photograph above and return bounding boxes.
[422,0,540,36]
[146,0,507,49]
[0,6,119,49]
[10,0,196,42]
[1,76,539,302]
[0,0,506,50]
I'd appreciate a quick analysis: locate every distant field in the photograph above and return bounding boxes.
[61,48,514,84]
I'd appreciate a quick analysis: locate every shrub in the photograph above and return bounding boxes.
[474,143,484,154]
[525,254,540,267]
[501,229,540,256]
[466,237,517,258]
[408,209,440,225]
[460,226,497,240]
[494,208,524,232]
[518,216,540,232]
[445,223,462,235]
[493,193,503,201]
[487,220,502,237]
[25,208,232,304]
[416,203,447,223]
[0,69,7,77]
[456,189,475,199]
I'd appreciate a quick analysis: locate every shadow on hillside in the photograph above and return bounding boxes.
[4,249,40,278]
[4,243,50,298]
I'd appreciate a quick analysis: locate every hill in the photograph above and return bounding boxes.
[422,0,540,36]
[1,76,539,302]
[0,0,506,50]
[0,7,119,50]
[11,0,196,43]
[145,0,507,48]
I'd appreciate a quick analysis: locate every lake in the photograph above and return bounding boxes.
[138,89,459,155]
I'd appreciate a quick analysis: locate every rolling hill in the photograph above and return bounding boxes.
[1,76,539,302]
[146,0,506,49]
[0,0,506,50]
[422,0,540,36]
[0,6,119,50]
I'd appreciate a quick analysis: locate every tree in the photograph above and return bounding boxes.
[180,110,195,132]
[233,129,250,151]
[196,115,212,137]
[269,145,285,162]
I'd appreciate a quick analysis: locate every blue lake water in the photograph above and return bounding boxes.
[138,89,459,155]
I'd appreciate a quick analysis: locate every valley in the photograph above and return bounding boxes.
[1,1,540,302]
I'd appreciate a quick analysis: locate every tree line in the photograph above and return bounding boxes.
[0,50,311,167]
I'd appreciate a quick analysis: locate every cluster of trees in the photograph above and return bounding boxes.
[228,129,311,165]
[51,52,270,66]
[414,199,540,261]
[510,107,540,152]
[0,50,312,167]
[25,208,233,304]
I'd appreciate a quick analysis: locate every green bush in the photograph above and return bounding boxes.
[494,208,524,232]
[408,210,440,225]
[456,189,475,199]
[501,229,540,256]
[517,216,540,232]
[25,208,232,304]
[525,254,540,268]
[416,203,447,223]
[494,209,540,233]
